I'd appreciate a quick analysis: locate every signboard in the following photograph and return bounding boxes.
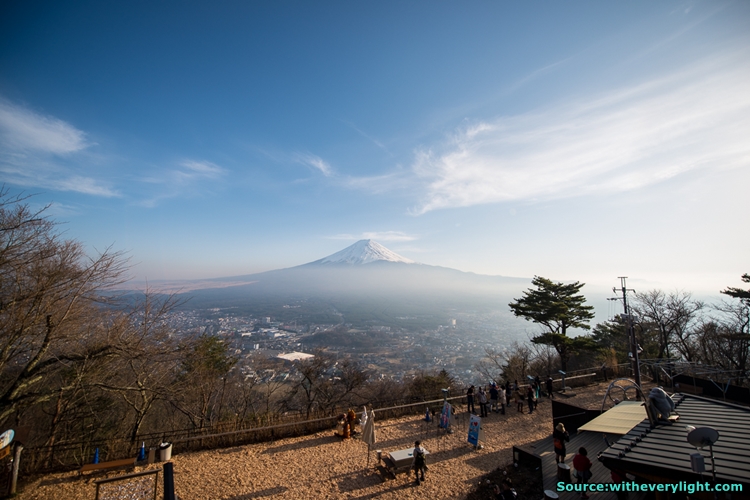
[468,415,481,446]
[0,430,14,450]
[439,402,452,429]
[0,430,14,460]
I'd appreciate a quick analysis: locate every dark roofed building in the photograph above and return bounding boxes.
[599,393,750,495]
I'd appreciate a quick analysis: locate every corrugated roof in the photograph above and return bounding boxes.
[578,401,646,434]
[599,394,750,487]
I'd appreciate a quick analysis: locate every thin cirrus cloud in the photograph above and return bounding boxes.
[135,159,227,207]
[0,98,118,197]
[294,153,333,177]
[176,160,226,181]
[328,231,418,242]
[0,99,88,154]
[409,53,750,215]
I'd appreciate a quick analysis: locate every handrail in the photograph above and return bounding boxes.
[372,395,463,414]
[173,395,465,444]
[172,415,336,444]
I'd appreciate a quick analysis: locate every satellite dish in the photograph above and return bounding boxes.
[687,427,719,449]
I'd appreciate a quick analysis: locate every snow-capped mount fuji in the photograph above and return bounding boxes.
[150,239,530,329]
[310,240,416,265]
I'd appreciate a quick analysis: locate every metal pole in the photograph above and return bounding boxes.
[9,443,23,495]
[163,461,175,500]
[616,277,641,389]
[709,443,717,500]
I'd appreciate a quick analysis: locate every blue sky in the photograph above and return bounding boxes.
[1,1,748,297]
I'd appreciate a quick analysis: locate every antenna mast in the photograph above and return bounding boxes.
[612,277,642,388]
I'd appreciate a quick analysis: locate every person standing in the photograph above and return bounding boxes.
[546,376,554,398]
[498,384,506,415]
[526,385,535,414]
[505,381,511,407]
[489,384,499,413]
[573,447,593,499]
[466,385,476,414]
[553,423,569,463]
[478,387,488,417]
[515,388,524,413]
[412,440,428,485]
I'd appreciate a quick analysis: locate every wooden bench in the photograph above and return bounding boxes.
[80,458,136,476]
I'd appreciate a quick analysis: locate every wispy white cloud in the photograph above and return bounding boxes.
[295,153,333,177]
[0,98,119,197]
[55,176,120,197]
[135,159,227,207]
[409,53,750,214]
[0,99,88,154]
[327,231,418,242]
[177,160,226,179]
[0,166,119,197]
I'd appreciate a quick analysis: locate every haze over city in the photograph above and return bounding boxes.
[1,1,748,298]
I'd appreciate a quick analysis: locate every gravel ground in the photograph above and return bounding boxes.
[17,380,640,500]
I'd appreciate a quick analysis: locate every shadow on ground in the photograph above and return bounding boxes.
[337,469,384,493]
[260,435,338,455]
[221,486,288,499]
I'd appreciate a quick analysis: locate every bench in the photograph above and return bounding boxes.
[80,458,136,476]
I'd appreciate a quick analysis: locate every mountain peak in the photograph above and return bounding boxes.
[311,239,416,265]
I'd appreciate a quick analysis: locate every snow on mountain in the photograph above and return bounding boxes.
[311,239,416,265]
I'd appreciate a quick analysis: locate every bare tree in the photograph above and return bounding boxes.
[632,290,704,361]
[0,191,129,423]
[474,341,534,385]
[92,292,183,441]
[697,300,750,383]
[252,356,289,423]
[474,347,507,385]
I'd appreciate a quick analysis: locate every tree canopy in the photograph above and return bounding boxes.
[721,273,750,305]
[509,276,595,371]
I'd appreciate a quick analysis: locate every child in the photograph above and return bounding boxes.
[412,440,428,485]
[573,447,593,499]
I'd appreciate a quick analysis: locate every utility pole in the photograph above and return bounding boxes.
[613,277,642,388]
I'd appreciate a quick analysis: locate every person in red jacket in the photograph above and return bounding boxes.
[573,447,593,499]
